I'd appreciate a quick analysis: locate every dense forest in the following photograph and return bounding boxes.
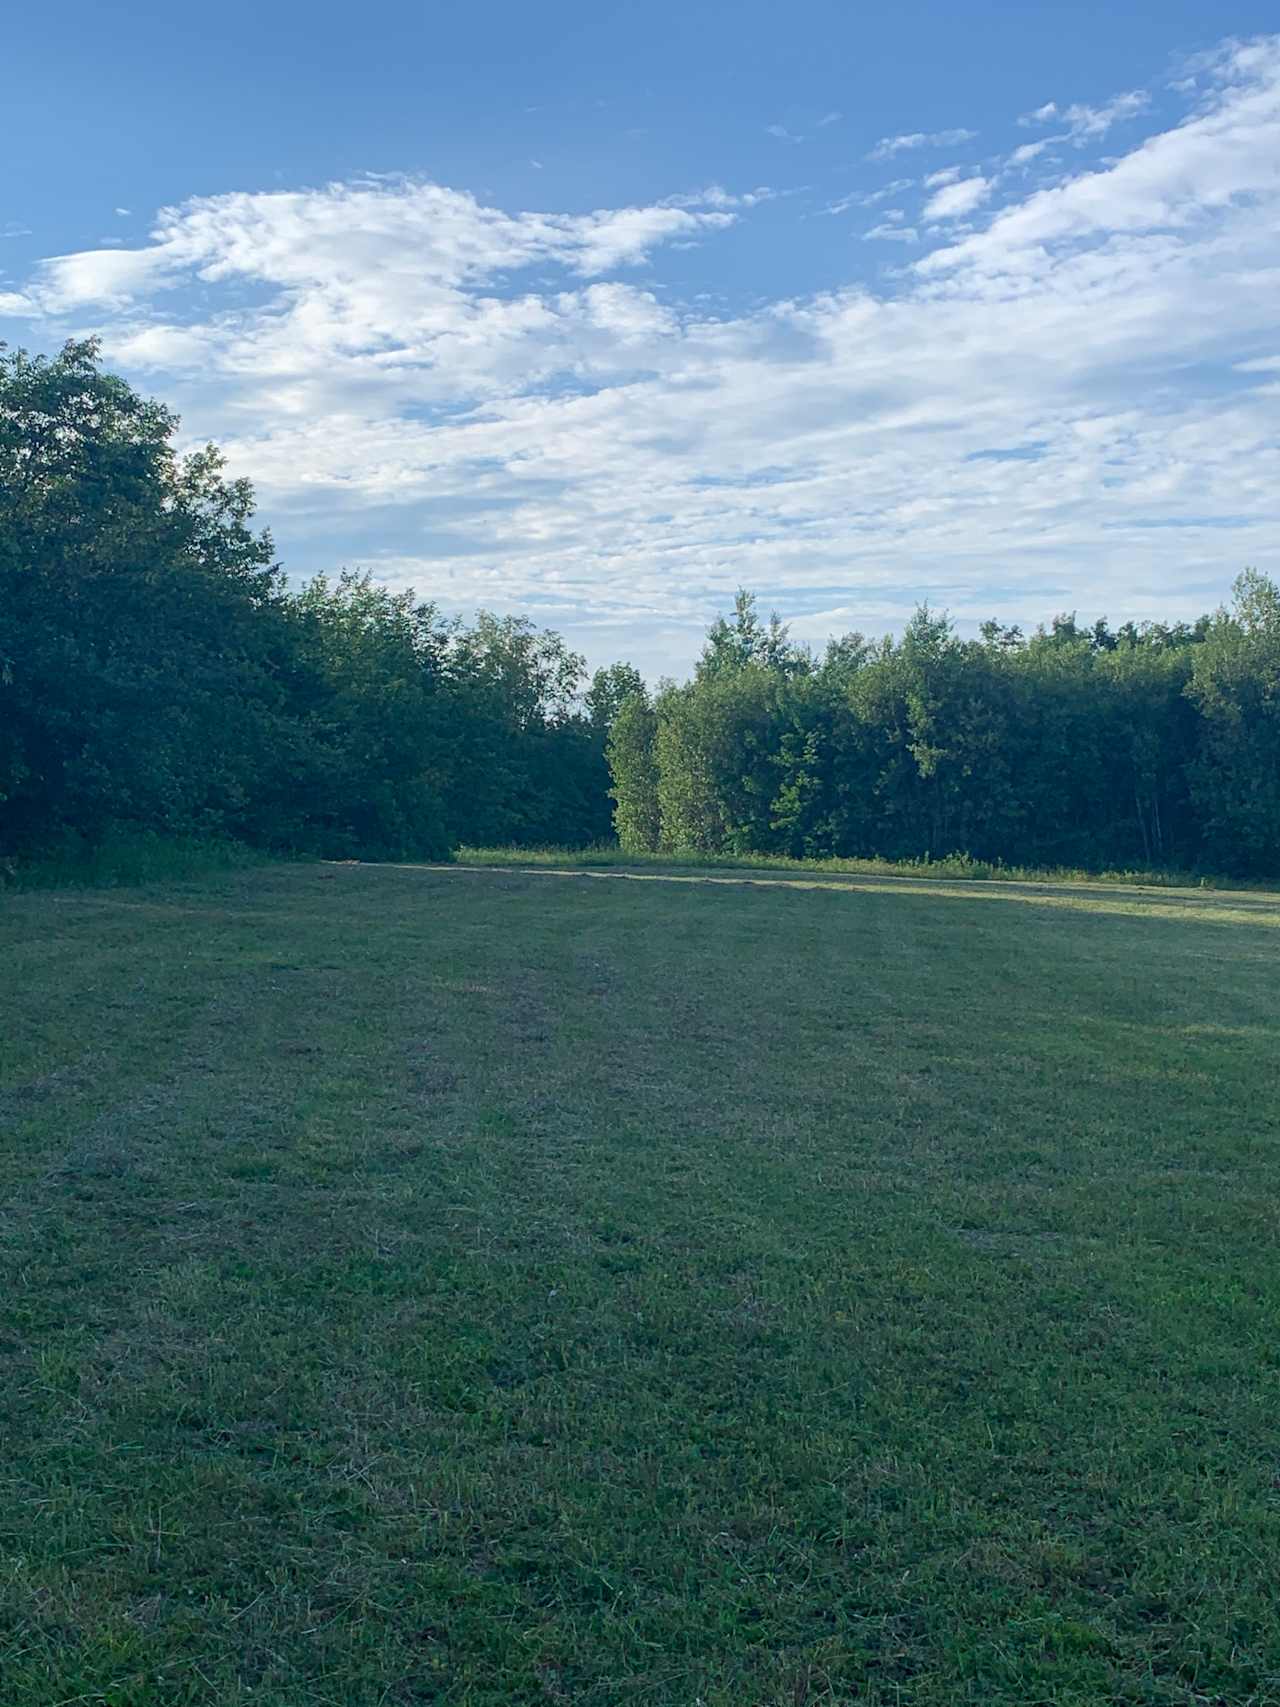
[3,341,1278,879]
[610,581,1280,878]
[0,341,622,866]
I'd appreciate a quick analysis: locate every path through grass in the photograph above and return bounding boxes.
[2,861,1278,1704]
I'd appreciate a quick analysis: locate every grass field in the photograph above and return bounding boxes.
[2,859,1279,1706]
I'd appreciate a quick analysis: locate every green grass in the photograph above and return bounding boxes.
[455,843,1258,891]
[1,859,1278,1706]
[3,830,264,892]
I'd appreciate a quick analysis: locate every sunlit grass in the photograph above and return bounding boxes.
[455,841,1261,892]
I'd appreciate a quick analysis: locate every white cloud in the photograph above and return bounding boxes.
[766,123,803,144]
[105,323,219,367]
[868,127,977,160]
[922,39,1280,275]
[817,111,842,127]
[1008,140,1055,166]
[569,203,733,273]
[922,175,992,220]
[923,165,963,188]
[4,37,1279,671]
[666,185,774,210]
[33,244,178,308]
[1018,89,1149,143]
[825,179,913,214]
[864,222,919,243]
[17,180,736,325]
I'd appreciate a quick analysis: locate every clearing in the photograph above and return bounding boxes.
[1,860,1278,1705]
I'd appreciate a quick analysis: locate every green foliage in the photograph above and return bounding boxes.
[1186,570,1280,874]
[606,692,661,852]
[696,586,810,680]
[444,613,612,849]
[608,581,1280,880]
[275,572,455,860]
[5,341,1278,880]
[4,829,261,891]
[0,339,285,856]
[585,660,646,733]
[655,666,791,854]
[0,341,615,868]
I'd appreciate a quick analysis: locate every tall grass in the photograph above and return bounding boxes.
[455,843,1246,890]
[2,830,265,892]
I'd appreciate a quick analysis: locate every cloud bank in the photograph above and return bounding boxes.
[3,37,1279,671]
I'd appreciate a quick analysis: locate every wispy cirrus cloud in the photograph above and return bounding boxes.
[1007,139,1054,166]
[923,42,1280,276]
[825,179,913,214]
[867,126,977,160]
[864,221,919,243]
[1017,88,1149,143]
[664,184,775,210]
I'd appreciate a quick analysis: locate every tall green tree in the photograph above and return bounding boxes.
[607,691,661,852]
[605,585,1278,878]
[9,342,1278,880]
[0,341,618,864]
[277,573,454,859]
[1186,570,1280,875]
[0,339,285,856]
[696,589,809,681]
[586,661,646,735]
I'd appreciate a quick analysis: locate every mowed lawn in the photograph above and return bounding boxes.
[2,862,1279,1707]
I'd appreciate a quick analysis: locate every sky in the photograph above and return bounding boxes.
[4,2,1279,679]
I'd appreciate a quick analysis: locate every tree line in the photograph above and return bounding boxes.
[1,340,633,866]
[3,341,1277,879]
[609,583,1280,878]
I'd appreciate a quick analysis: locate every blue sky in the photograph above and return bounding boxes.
[5,3,1279,676]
